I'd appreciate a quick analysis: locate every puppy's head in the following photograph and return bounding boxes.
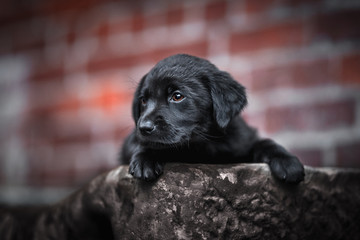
[132,54,247,148]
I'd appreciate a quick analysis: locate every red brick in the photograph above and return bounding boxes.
[24,113,57,144]
[336,141,360,168]
[166,7,184,26]
[144,41,209,63]
[132,12,145,32]
[55,97,83,112]
[44,12,78,45]
[25,113,91,147]
[0,3,35,27]
[134,7,185,30]
[27,159,97,187]
[265,100,356,133]
[29,54,65,82]
[244,0,276,14]
[290,148,323,167]
[13,37,45,53]
[244,0,328,15]
[29,67,64,82]
[285,0,323,7]
[28,74,132,116]
[108,16,133,33]
[51,133,92,146]
[312,9,360,42]
[25,128,105,187]
[26,144,75,187]
[27,142,111,187]
[145,12,167,29]
[341,53,360,85]
[94,22,109,38]
[90,84,133,115]
[28,167,76,187]
[27,159,90,187]
[87,41,209,74]
[38,0,102,16]
[27,81,64,114]
[28,109,119,146]
[66,31,77,45]
[26,80,132,148]
[87,54,139,74]
[230,20,305,53]
[251,58,337,91]
[0,31,12,55]
[12,21,46,52]
[26,98,88,139]
[205,1,227,21]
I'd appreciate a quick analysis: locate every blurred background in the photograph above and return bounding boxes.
[0,0,359,204]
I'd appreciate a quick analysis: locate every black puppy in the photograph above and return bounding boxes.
[120,54,304,183]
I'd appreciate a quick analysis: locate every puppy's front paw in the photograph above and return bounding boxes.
[269,155,305,183]
[129,157,163,181]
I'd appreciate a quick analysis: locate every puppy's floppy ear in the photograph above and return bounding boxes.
[209,71,247,129]
[132,74,147,125]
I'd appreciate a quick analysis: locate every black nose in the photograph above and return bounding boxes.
[139,120,155,135]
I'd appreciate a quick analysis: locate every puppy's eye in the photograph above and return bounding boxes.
[171,92,185,102]
[140,97,147,105]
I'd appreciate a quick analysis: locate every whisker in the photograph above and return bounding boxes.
[192,129,223,143]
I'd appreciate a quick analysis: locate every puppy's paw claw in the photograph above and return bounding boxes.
[129,158,163,181]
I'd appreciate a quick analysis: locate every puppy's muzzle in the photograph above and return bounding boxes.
[139,120,155,135]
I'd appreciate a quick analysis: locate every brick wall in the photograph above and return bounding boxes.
[0,0,360,202]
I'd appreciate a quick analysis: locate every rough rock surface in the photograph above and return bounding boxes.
[1,163,360,240]
[113,164,360,240]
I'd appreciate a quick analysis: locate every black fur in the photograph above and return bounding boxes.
[120,54,304,183]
